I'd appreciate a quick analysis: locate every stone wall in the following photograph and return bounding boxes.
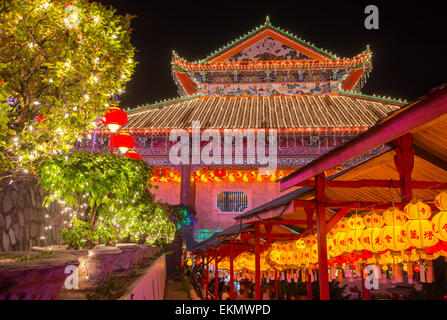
[0,175,64,252]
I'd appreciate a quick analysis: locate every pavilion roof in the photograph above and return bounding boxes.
[279,83,447,191]
[98,92,403,133]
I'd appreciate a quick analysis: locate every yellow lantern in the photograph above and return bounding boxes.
[432,211,447,242]
[187,259,192,266]
[362,213,385,253]
[292,250,301,266]
[327,228,339,258]
[404,201,438,249]
[434,192,447,211]
[404,200,431,220]
[333,218,349,254]
[311,242,319,264]
[295,239,306,249]
[345,215,365,253]
[381,207,408,252]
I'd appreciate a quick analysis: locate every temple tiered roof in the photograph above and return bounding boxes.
[97,92,403,132]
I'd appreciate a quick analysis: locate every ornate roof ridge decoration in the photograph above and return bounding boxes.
[338,90,407,105]
[126,94,200,113]
[199,16,339,63]
[171,48,372,72]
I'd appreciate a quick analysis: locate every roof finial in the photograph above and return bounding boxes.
[265,15,270,26]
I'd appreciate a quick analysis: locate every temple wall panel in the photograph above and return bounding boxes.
[152,183,181,205]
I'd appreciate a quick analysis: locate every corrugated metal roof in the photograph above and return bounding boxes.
[109,93,402,130]
[190,223,252,252]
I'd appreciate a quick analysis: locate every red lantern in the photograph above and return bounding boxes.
[123,149,142,160]
[214,169,226,177]
[113,132,135,153]
[101,107,127,132]
[413,264,420,273]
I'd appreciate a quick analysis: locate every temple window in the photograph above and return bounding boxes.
[217,191,248,213]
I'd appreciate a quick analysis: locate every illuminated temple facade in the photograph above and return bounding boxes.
[84,18,405,240]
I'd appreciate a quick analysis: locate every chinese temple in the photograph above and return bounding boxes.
[87,17,405,240]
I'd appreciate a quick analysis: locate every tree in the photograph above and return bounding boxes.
[0,0,135,175]
[38,151,175,249]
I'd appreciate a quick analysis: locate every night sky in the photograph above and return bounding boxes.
[97,0,447,108]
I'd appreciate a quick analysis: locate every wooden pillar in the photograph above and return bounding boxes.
[315,173,330,300]
[361,263,370,300]
[305,207,314,300]
[229,240,235,300]
[205,251,209,300]
[394,133,414,204]
[254,222,261,300]
[201,254,205,290]
[180,164,192,205]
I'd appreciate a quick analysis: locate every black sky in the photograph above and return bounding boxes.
[97,0,447,108]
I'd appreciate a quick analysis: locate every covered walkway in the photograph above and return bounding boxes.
[187,84,447,300]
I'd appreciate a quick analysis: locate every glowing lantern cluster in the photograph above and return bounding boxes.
[192,193,447,287]
[101,106,142,160]
[191,170,293,184]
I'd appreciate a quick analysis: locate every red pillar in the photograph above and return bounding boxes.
[215,250,219,300]
[394,133,414,204]
[361,263,370,300]
[254,222,261,300]
[315,173,330,300]
[305,207,314,300]
[230,240,235,300]
[205,251,209,300]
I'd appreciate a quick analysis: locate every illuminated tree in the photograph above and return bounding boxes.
[0,0,135,175]
[38,152,176,249]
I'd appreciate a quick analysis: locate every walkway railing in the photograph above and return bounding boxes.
[122,254,166,300]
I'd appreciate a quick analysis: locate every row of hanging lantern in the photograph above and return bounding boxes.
[193,193,447,285]
[149,169,296,184]
[265,195,447,284]
[100,107,142,160]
